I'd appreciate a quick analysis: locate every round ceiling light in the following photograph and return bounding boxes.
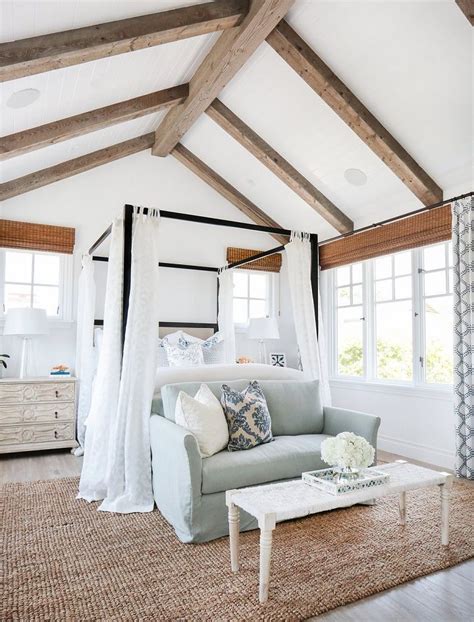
[6,88,41,109]
[344,168,367,186]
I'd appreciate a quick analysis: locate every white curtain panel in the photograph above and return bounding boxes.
[74,254,96,453]
[78,218,124,502]
[218,268,236,364]
[453,196,473,479]
[100,210,160,513]
[285,232,331,404]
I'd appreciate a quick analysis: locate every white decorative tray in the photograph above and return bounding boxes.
[302,468,390,495]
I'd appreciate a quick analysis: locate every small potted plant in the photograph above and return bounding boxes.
[0,353,10,379]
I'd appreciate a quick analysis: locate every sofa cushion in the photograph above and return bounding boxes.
[161,379,323,436]
[201,434,331,494]
[256,380,323,435]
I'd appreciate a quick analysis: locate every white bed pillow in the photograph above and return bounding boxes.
[164,341,204,367]
[175,384,229,457]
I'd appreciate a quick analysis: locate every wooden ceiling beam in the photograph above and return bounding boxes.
[267,21,443,206]
[153,0,295,157]
[207,99,353,234]
[172,143,288,245]
[0,85,188,161]
[0,0,248,82]
[455,0,473,24]
[0,134,155,201]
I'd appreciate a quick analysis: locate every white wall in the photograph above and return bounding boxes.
[330,380,454,469]
[0,151,298,376]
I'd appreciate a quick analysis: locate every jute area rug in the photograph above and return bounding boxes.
[2,477,473,621]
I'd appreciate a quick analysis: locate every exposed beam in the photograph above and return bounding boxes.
[153,0,295,156]
[456,0,473,24]
[172,143,288,245]
[0,0,248,82]
[267,21,443,206]
[0,85,188,161]
[207,99,353,234]
[0,134,154,201]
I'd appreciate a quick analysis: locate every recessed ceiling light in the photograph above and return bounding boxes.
[7,88,41,109]
[344,168,367,186]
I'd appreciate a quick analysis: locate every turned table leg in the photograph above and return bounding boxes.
[226,491,240,572]
[439,475,453,546]
[258,513,276,604]
[399,491,407,525]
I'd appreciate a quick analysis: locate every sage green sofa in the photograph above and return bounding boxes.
[150,379,380,543]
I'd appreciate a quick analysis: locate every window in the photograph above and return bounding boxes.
[232,270,277,326]
[0,249,72,320]
[327,242,453,386]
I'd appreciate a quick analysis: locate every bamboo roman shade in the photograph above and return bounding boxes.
[319,205,452,270]
[0,219,75,254]
[227,247,282,272]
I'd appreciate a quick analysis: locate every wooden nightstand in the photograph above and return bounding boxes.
[0,377,77,454]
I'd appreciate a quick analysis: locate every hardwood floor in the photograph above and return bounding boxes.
[1,448,472,621]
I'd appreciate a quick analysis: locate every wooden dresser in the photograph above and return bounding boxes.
[0,377,78,454]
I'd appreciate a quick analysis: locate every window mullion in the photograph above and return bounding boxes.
[365,260,375,381]
[413,249,424,385]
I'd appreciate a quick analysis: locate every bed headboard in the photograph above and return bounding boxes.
[159,322,218,340]
[94,320,218,340]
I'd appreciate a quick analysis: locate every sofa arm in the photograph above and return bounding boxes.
[150,415,202,539]
[322,406,381,456]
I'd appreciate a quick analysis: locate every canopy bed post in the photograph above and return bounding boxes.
[122,204,134,349]
[310,233,319,337]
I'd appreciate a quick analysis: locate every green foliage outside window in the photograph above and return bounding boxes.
[338,340,452,384]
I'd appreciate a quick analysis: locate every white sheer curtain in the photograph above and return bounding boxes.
[78,218,124,502]
[285,232,331,404]
[218,267,236,364]
[74,255,96,455]
[99,210,160,513]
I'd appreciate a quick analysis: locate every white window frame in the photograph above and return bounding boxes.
[0,248,74,323]
[233,269,279,330]
[324,242,453,391]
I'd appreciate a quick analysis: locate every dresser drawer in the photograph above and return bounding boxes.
[0,402,75,425]
[0,382,75,404]
[0,421,75,446]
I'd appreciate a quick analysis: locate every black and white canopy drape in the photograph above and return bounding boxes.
[78,208,160,512]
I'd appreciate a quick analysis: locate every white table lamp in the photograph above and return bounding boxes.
[247,317,280,364]
[4,308,49,378]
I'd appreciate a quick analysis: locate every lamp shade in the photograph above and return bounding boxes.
[4,308,49,336]
[247,317,280,340]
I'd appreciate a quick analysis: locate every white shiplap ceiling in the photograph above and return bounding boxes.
[0,0,472,239]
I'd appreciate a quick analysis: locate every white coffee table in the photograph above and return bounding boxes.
[225,461,453,603]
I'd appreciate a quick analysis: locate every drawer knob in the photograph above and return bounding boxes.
[54,430,59,439]
[54,411,58,418]
[55,390,59,398]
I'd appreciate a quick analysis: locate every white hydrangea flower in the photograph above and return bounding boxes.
[321,432,374,469]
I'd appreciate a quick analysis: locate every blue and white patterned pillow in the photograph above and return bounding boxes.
[220,381,273,452]
[164,339,204,367]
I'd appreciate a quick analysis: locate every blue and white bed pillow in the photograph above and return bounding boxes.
[163,338,204,367]
[220,381,273,452]
[158,330,225,367]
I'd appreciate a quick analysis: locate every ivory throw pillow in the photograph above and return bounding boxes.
[221,381,273,452]
[175,384,228,457]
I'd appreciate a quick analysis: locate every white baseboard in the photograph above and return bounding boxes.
[378,434,454,469]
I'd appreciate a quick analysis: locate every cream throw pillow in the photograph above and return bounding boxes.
[175,384,228,457]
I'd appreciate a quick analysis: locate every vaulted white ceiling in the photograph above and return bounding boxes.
[1,0,472,240]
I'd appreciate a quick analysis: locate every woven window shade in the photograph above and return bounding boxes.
[0,219,75,254]
[227,247,282,272]
[319,205,451,270]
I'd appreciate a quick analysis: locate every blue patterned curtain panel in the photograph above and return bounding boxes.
[453,196,473,479]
